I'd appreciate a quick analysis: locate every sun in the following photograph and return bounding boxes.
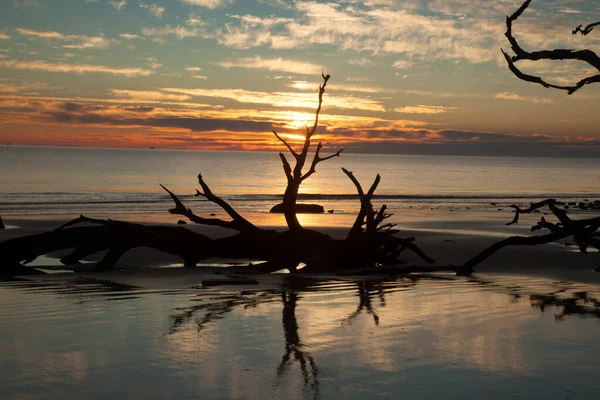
[283,133,307,142]
[281,111,314,130]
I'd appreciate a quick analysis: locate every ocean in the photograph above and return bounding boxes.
[2,145,600,224]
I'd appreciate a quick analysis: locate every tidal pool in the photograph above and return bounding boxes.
[1,274,599,399]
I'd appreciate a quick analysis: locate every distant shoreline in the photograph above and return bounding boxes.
[3,143,600,159]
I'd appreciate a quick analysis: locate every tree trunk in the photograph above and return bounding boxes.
[282,180,302,232]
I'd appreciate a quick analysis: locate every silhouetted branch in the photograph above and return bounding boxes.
[195,173,258,232]
[503,0,600,94]
[573,22,600,36]
[506,199,560,226]
[464,230,570,269]
[279,152,293,182]
[161,184,240,231]
[273,130,299,159]
[465,198,600,269]
[1,215,214,271]
[277,72,340,232]
[343,168,381,237]
[301,142,343,182]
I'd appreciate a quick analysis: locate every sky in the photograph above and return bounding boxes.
[1,0,600,156]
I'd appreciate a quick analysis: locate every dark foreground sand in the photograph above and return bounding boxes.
[2,214,600,288]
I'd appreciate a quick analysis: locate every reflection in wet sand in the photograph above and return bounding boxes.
[1,274,600,399]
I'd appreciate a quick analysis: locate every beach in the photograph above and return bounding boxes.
[3,147,600,399]
[3,213,600,399]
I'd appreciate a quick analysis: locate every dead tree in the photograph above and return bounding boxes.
[464,199,600,269]
[0,73,437,275]
[273,72,342,232]
[503,0,600,94]
[466,1,600,270]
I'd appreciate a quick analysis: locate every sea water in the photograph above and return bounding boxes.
[2,145,600,224]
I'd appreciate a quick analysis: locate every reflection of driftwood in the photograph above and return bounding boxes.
[343,281,386,326]
[170,291,279,334]
[530,290,600,321]
[276,291,320,399]
[503,0,600,94]
[464,199,600,269]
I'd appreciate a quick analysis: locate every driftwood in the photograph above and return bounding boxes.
[270,203,324,214]
[0,73,437,276]
[2,69,597,276]
[503,0,600,94]
[464,199,600,269]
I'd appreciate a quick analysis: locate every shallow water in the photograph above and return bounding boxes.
[3,146,600,221]
[1,274,600,399]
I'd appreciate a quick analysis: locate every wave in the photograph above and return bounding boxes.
[2,191,600,207]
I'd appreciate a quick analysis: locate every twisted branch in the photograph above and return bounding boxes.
[573,22,600,36]
[301,142,343,182]
[465,198,600,268]
[273,130,299,159]
[503,0,600,94]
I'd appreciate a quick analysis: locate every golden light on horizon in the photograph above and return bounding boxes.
[282,133,307,142]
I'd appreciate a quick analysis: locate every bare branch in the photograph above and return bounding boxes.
[279,153,293,181]
[464,230,570,269]
[506,199,558,226]
[196,173,258,232]
[573,22,600,36]
[343,168,381,237]
[55,214,115,230]
[160,184,241,230]
[503,0,600,94]
[301,142,343,182]
[273,130,299,159]
[308,72,330,139]
[293,73,331,179]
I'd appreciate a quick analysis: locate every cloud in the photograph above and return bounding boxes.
[162,87,385,111]
[192,75,208,80]
[0,59,152,77]
[13,0,41,8]
[494,92,554,104]
[146,57,162,69]
[109,0,127,10]
[558,8,582,14]
[141,25,200,40]
[0,80,50,93]
[347,57,374,66]
[139,2,165,18]
[119,33,141,40]
[206,1,505,63]
[16,28,64,39]
[394,105,458,114]
[16,28,116,49]
[110,89,191,101]
[185,66,202,72]
[0,33,11,40]
[218,56,323,75]
[392,60,413,69]
[180,0,233,9]
[288,80,388,94]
